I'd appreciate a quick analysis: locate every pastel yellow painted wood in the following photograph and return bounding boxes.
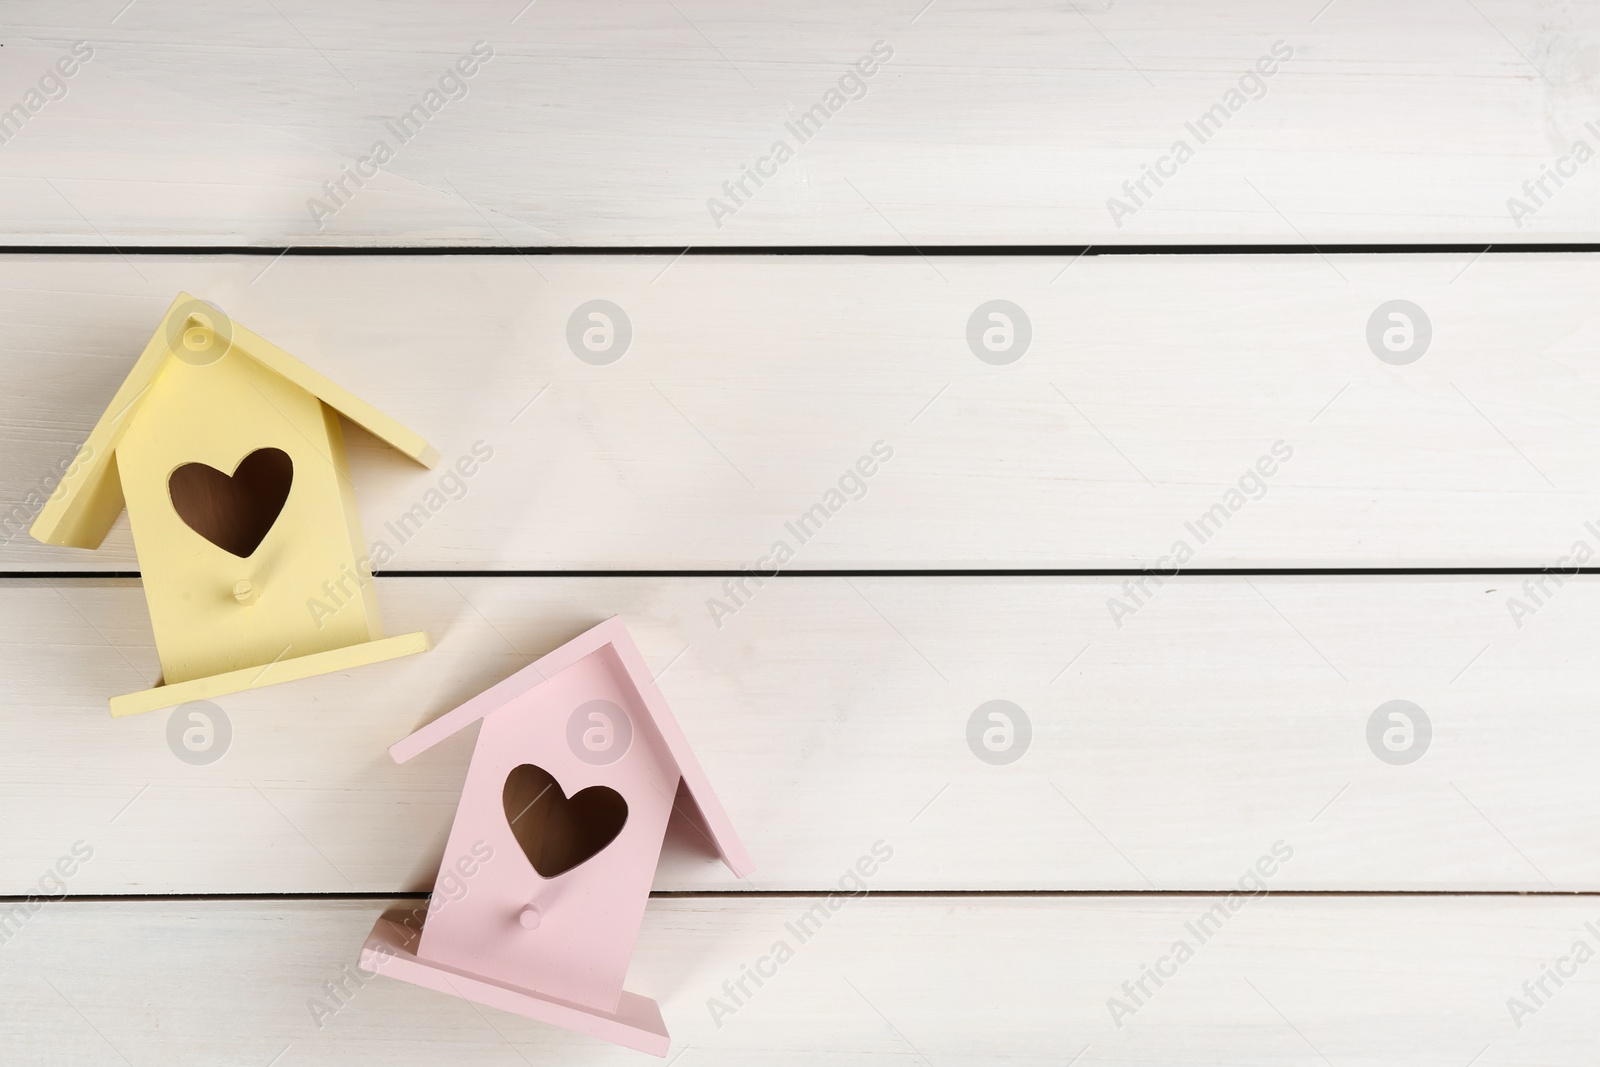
[106,631,431,718]
[31,293,437,716]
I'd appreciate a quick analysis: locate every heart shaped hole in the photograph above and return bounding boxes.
[168,447,293,558]
[502,764,628,879]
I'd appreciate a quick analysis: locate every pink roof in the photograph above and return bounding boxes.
[390,616,753,878]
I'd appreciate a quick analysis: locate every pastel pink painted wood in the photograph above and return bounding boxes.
[361,616,752,1056]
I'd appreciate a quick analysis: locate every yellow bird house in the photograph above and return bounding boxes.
[32,294,438,717]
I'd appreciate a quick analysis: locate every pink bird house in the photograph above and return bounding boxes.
[360,617,752,1055]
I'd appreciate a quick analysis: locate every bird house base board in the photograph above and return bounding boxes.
[360,914,671,1056]
[108,631,432,718]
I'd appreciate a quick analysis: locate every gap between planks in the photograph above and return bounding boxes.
[13,569,1600,579]
[5,244,1600,255]
[8,889,1600,904]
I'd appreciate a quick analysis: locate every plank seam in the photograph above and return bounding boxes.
[4,244,1600,256]
[6,569,1600,579]
[12,890,1600,903]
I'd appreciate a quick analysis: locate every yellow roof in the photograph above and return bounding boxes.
[31,292,438,549]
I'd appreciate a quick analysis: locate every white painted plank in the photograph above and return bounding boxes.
[6,253,1600,569]
[0,2,1596,245]
[1,896,1594,1064]
[4,574,1598,894]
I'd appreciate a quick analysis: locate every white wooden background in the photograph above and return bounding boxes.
[4,2,1600,1064]
[0,1,1598,244]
